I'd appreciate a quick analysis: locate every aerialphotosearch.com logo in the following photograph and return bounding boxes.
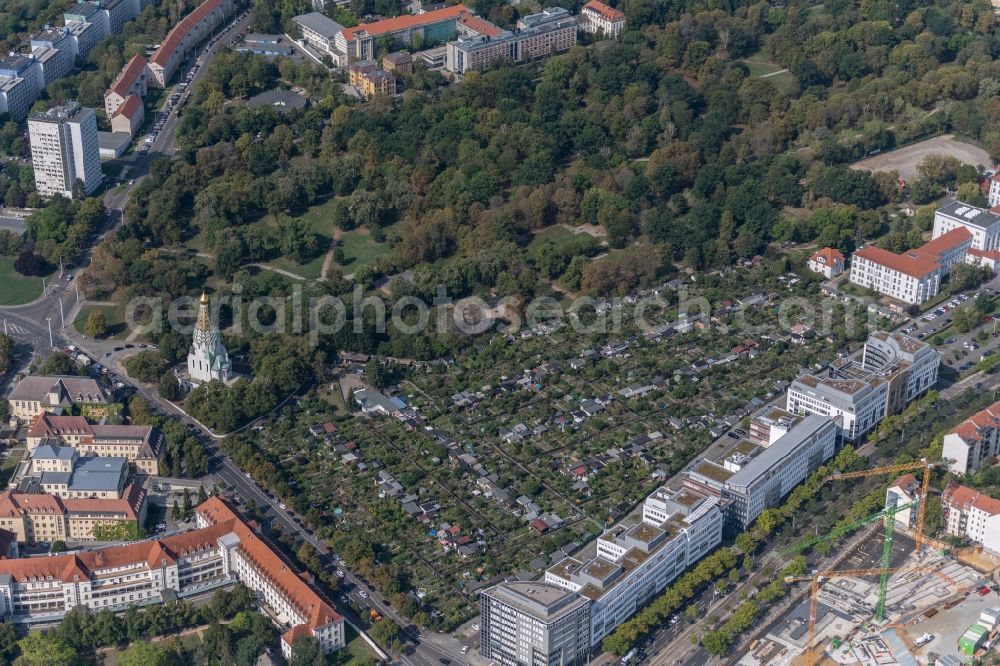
[123,283,891,345]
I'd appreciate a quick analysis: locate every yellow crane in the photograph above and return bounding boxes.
[783,458,953,666]
[784,566,931,666]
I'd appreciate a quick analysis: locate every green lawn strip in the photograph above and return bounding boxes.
[73,304,128,339]
[0,257,45,305]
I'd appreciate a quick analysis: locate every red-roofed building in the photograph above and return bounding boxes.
[335,4,469,61]
[943,401,1000,475]
[807,247,845,279]
[196,498,345,658]
[0,498,345,659]
[0,483,147,542]
[104,54,149,117]
[966,247,1000,273]
[457,13,503,37]
[942,482,1000,553]
[110,94,144,137]
[849,227,973,304]
[27,412,162,475]
[580,0,626,37]
[148,0,238,87]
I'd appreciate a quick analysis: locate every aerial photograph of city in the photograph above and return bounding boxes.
[2,0,1000,663]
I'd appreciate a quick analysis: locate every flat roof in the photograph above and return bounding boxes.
[726,415,832,489]
[292,12,344,39]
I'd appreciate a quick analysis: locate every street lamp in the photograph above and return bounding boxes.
[45,318,52,349]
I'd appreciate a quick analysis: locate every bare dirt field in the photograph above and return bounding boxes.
[850,134,991,181]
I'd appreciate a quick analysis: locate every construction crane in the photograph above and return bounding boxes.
[825,458,953,552]
[784,566,931,666]
[780,500,919,557]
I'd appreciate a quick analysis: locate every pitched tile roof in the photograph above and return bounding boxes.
[583,0,625,21]
[949,401,1000,443]
[112,93,142,120]
[342,4,468,42]
[151,0,225,67]
[196,498,343,645]
[809,247,844,265]
[854,227,972,279]
[458,13,503,36]
[107,54,147,98]
[943,481,1000,516]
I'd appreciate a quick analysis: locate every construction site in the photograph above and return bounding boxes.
[737,462,1000,666]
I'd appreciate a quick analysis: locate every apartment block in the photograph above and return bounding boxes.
[28,102,104,198]
[109,94,144,137]
[64,1,112,38]
[849,228,972,305]
[480,583,591,666]
[942,482,1000,554]
[148,0,239,87]
[105,54,149,116]
[942,402,1000,475]
[27,413,162,475]
[445,7,577,73]
[0,483,147,542]
[786,332,938,441]
[579,0,626,37]
[30,28,77,86]
[0,56,43,122]
[7,375,109,424]
[64,20,105,62]
[933,201,1000,252]
[101,0,141,35]
[990,174,1000,209]
[543,486,722,645]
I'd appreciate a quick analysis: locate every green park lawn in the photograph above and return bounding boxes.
[335,227,394,272]
[73,304,128,339]
[0,257,45,305]
[528,225,578,253]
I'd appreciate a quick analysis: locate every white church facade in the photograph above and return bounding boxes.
[187,292,235,385]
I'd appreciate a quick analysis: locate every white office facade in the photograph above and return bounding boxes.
[933,202,1000,252]
[28,103,103,198]
[480,583,591,666]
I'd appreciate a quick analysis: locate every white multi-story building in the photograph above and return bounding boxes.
[28,102,103,198]
[786,332,938,441]
[543,486,723,645]
[989,175,1000,209]
[480,583,592,666]
[195,498,345,657]
[30,28,76,87]
[849,228,972,305]
[933,201,1000,252]
[683,415,839,530]
[292,12,346,65]
[445,7,578,73]
[0,55,43,122]
[942,482,1000,554]
[807,247,845,279]
[885,473,921,529]
[579,0,625,37]
[942,401,1000,475]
